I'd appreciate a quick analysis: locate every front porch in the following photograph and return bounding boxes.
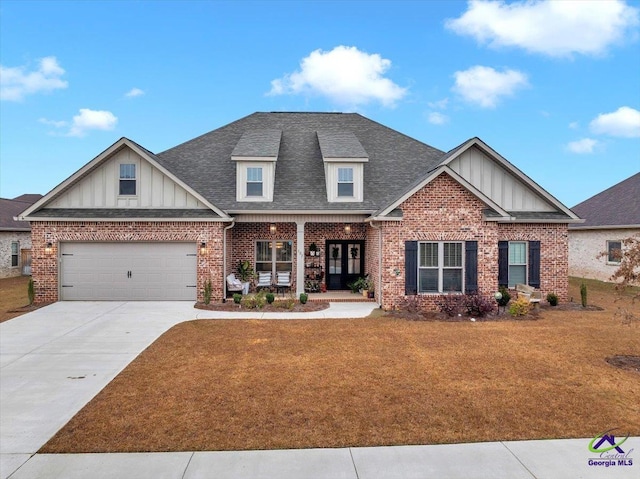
[224,217,380,301]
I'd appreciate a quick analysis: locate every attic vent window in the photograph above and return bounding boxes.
[119,164,136,196]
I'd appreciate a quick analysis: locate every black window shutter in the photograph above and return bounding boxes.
[405,241,418,295]
[498,241,509,288]
[465,241,478,294]
[528,241,541,288]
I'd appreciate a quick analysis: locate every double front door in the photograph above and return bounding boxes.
[326,240,364,290]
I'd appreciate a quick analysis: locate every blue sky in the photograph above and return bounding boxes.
[1,0,639,208]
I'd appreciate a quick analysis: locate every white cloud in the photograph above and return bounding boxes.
[68,109,118,137]
[452,65,528,108]
[38,117,68,128]
[446,0,639,57]
[428,98,449,110]
[569,121,580,130]
[566,138,599,154]
[125,87,145,98]
[268,45,407,107]
[427,112,449,125]
[589,106,640,138]
[0,56,68,101]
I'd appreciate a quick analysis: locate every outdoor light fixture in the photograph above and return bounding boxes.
[270,224,277,233]
[344,224,351,234]
[200,242,206,254]
[45,242,53,254]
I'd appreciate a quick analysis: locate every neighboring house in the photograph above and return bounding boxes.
[569,172,640,283]
[0,194,43,278]
[19,112,581,308]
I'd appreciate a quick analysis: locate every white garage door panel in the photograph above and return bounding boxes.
[60,242,197,301]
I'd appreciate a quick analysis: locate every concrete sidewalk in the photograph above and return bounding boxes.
[1,302,637,478]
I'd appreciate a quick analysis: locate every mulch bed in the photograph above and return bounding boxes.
[606,355,640,374]
[195,301,329,313]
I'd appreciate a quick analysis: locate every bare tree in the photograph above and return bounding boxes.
[602,235,640,324]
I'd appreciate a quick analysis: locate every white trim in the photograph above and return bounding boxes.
[325,163,364,203]
[24,217,229,222]
[231,155,278,162]
[569,224,636,230]
[236,161,275,202]
[19,138,231,221]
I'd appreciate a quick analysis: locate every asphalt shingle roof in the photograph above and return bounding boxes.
[0,195,42,231]
[570,172,640,228]
[156,112,445,212]
[231,129,282,158]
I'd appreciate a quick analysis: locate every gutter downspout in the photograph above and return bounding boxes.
[222,219,236,301]
[368,219,383,308]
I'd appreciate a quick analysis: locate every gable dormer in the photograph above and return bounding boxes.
[317,131,368,203]
[232,129,281,202]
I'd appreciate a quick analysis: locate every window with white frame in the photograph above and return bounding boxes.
[508,242,527,287]
[418,242,463,293]
[119,164,137,195]
[246,167,263,197]
[256,240,293,275]
[607,240,622,264]
[10,242,19,267]
[337,167,354,197]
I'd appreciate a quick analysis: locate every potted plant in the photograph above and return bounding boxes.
[309,243,318,256]
[237,260,254,282]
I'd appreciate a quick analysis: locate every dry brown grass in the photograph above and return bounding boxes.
[0,275,32,323]
[42,278,640,453]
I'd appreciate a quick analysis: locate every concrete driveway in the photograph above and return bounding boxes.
[0,301,377,478]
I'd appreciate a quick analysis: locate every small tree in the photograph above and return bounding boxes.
[603,235,640,324]
[27,278,35,305]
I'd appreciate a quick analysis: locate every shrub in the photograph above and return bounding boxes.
[254,290,267,308]
[465,293,496,317]
[496,286,511,307]
[299,292,308,304]
[580,282,587,307]
[266,292,275,304]
[436,294,465,317]
[397,295,420,313]
[203,279,212,305]
[546,292,559,306]
[232,293,242,304]
[509,297,530,317]
[241,296,257,309]
[27,278,35,305]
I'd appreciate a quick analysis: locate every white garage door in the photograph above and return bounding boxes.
[60,242,197,301]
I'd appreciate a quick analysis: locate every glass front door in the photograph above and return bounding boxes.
[326,240,364,290]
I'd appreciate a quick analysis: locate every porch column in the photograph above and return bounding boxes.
[296,220,306,296]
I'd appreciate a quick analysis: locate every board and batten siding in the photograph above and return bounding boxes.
[46,148,207,209]
[448,146,555,212]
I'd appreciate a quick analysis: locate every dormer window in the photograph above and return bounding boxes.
[337,167,354,197]
[317,131,368,203]
[232,129,281,203]
[119,164,136,195]
[247,167,263,197]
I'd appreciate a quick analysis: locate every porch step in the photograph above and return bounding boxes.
[306,291,375,302]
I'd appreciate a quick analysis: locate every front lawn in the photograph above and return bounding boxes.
[42,284,640,452]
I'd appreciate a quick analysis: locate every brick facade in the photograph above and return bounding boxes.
[30,221,225,304]
[29,173,570,309]
[376,173,569,310]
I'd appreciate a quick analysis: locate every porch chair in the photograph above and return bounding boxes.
[226,273,249,296]
[256,272,272,291]
[275,271,292,296]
